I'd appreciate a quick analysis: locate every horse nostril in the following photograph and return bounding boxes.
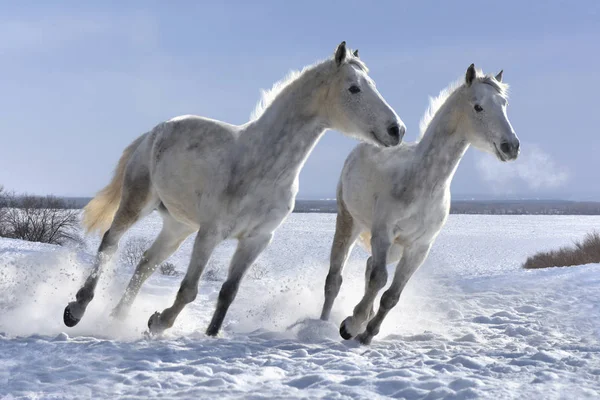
[514,141,520,153]
[500,142,511,154]
[387,124,400,139]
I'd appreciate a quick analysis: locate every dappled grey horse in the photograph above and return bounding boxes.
[320,64,520,344]
[64,42,406,337]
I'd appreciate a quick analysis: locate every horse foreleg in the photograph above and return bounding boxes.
[147,227,221,335]
[363,244,402,319]
[339,228,391,340]
[356,242,431,345]
[320,202,360,321]
[205,233,273,336]
[363,256,375,320]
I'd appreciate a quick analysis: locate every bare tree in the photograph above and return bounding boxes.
[0,186,8,237]
[120,237,152,267]
[0,190,80,245]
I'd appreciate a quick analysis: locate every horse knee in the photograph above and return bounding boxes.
[369,267,388,291]
[380,290,400,311]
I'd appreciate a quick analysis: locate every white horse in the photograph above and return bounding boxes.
[320,64,520,344]
[63,42,406,337]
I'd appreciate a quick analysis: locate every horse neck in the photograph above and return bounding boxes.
[240,72,328,184]
[413,92,470,191]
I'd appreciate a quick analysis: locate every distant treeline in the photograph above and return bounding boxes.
[294,199,600,215]
[65,197,600,215]
[449,200,600,215]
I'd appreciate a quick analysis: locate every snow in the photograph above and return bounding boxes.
[1,214,600,399]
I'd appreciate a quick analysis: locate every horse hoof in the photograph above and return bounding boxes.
[356,333,372,345]
[205,326,219,337]
[63,305,81,328]
[147,311,167,336]
[205,319,220,336]
[147,312,160,331]
[339,320,353,340]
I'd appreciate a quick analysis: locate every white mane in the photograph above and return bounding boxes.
[418,71,509,141]
[250,56,367,121]
[418,79,463,141]
[250,68,305,121]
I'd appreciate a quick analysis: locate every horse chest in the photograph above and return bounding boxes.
[392,199,448,243]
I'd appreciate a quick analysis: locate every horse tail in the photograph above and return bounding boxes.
[357,231,372,253]
[82,134,146,235]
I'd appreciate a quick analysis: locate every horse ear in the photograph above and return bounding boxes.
[495,70,504,82]
[334,41,347,66]
[465,63,476,86]
[353,49,359,58]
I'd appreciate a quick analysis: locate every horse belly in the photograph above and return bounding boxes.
[151,137,234,226]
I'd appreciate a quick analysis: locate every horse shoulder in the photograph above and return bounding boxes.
[338,145,391,228]
[339,147,374,202]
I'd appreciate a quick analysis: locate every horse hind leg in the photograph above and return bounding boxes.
[320,199,360,321]
[111,207,194,320]
[147,226,223,335]
[63,174,155,327]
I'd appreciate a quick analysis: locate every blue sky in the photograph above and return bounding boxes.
[1,1,599,199]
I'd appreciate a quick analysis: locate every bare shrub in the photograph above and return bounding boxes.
[119,236,267,280]
[120,236,180,276]
[201,260,268,282]
[248,261,268,280]
[159,262,180,276]
[202,269,222,281]
[0,190,80,245]
[202,260,224,282]
[120,237,152,267]
[523,232,600,269]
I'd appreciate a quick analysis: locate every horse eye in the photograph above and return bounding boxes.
[474,104,483,112]
[348,85,361,94]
